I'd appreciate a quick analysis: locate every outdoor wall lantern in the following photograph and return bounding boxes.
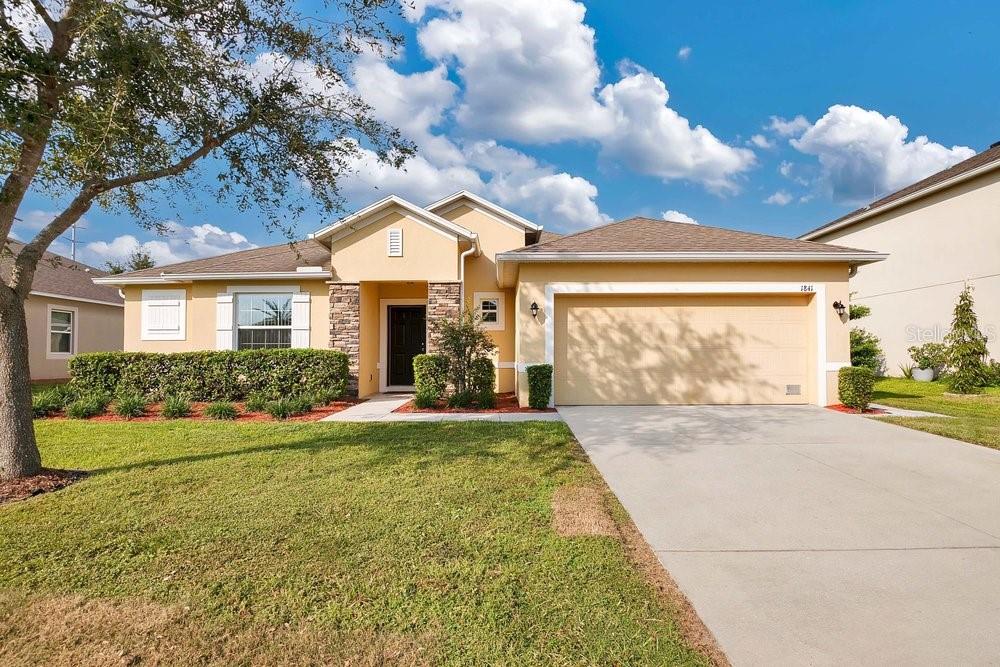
[833,300,847,317]
[530,301,540,319]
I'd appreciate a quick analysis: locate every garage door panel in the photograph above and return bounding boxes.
[555,294,811,405]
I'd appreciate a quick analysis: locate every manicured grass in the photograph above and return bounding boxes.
[874,378,1000,450]
[0,421,706,666]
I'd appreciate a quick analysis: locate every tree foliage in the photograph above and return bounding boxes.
[944,285,989,393]
[430,309,496,397]
[850,328,883,374]
[0,0,414,480]
[105,248,154,274]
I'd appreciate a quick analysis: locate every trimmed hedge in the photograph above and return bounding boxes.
[413,353,449,408]
[838,366,875,411]
[68,349,349,402]
[526,364,553,410]
[470,357,496,408]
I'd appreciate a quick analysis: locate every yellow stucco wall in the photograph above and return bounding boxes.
[437,204,521,392]
[329,209,461,282]
[512,261,851,405]
[121,280,330,352]
[26,295,124,380]
[811,168,1000,371]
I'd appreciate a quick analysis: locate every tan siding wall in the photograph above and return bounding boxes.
[329,209,460,282]
[812,168,1000,371]
[122,280,330,352]
[26,295,123,380]
[513,261,851,405]
[437,204,520,391]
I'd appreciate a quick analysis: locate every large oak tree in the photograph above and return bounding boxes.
[1,0,414,480]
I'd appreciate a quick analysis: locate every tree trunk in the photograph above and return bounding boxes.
[0,289,41,481]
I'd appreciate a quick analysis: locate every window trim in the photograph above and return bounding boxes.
[473,291,505,331]
[46,304,78,359]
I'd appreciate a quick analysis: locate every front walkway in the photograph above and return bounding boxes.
[322,393,562,422]
[560,404,1000,665]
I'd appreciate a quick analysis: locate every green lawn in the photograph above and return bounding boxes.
[874,378,1000,450]
[0,421,706,666]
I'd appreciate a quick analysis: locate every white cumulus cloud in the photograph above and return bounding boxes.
[83,222,257,268]
[749,134,774,149]
[768,114,810,137]
[661,210,698,224]
[763,190,793,206]
[790,105,975,203]
[677,46,692,61]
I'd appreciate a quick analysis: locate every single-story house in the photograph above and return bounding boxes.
[94,191,885,406]
[800,141,1000,371]
[2,239,124,381]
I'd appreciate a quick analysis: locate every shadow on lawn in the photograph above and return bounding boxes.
[873,391,922,399]
[86,422,576,477]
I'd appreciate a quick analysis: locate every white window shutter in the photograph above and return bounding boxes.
[141,289,186,341]
[216,293,235,350]
[291,292,311,348]
[386,228,403,256]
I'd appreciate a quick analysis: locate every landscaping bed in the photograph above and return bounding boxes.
[394,392,556,414]
[0,469,85,506]
[0,421,712,665]
[36,399,360,423]
[826,403,888,415]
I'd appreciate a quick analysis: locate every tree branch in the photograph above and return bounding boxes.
[28,0,57,33]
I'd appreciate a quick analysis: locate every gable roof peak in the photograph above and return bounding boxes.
[309,193,477,243]
[425,190,540,231]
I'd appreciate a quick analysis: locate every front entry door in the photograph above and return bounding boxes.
[388,305,426,386]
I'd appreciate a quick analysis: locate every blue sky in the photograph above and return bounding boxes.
[15,0,1000,267]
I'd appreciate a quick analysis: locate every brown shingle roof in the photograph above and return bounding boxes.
[1,239,123,305]
[801,142,1000,239]
[536,230,563,244]
[113,239,330,278]
[505,217,875,256]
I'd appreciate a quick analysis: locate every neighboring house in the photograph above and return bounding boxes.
[2,240,124,381]
[800,142,1000,372]
[95,191,884,406]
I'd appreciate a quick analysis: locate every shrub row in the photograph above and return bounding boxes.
[68,349,349,402]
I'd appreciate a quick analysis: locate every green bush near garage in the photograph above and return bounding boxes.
[526,364,553,410]
[839,366,875,411]
[68,349,349,402]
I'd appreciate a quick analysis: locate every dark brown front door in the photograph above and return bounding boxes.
[388,305,426,386]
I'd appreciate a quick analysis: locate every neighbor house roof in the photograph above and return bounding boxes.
[799,142,1000,240]
[497,217,885,263]
[2,239,123,306]
[93,239,331,285]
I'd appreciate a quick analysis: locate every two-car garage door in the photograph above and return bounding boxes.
[553,293,812,405]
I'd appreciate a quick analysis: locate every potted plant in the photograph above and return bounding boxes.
[907,342,948,381]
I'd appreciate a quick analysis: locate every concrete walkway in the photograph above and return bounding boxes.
[869,402,952,418]
[321,393,562,422]
[560,405,1000,665]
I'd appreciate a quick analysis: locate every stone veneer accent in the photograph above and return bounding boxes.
[427,282,461,353]
[329,282,360,394]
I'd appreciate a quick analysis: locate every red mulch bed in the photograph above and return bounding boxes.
[827,403,888,415]
[41,399,362,423]
[395,392,556,414]
[0,468,86,506]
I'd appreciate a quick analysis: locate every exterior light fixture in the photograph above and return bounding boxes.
[833,300,847,316]
[530,301,540,318]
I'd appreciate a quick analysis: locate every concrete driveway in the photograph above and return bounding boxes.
[559,405,1000,665]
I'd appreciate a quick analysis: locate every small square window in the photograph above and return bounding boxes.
[474,293,504,331]
[48,308,74,356]
[480,299,498,323]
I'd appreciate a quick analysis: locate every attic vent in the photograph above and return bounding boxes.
[386,228,403,257]
[785,384,802,396]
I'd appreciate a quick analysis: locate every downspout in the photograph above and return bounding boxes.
[457,235,480,313]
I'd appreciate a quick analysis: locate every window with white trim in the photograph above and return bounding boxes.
[474,292,504,331]
[48,309,74,355]
[236,293,293,349]
[387,228,403,256]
